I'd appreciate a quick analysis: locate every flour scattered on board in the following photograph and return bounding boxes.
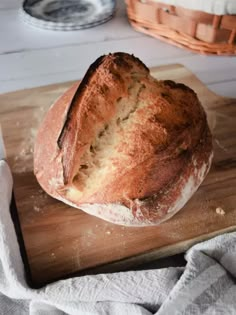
[34,206,40,212]
[214,139,228,153]
[73,250,81,268]
[13,127,37,173]
[86,229,94,236]
[32,189,48,212]
[51,253,56,259]
[72,240,81,268]
[13,108,45,173]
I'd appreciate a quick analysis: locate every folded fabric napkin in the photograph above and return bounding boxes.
[155,0,236,15]
[0,160,236,314]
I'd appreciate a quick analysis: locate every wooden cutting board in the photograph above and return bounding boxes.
[1,64,236,288]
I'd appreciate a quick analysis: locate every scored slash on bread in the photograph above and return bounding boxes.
[34,52,213,226]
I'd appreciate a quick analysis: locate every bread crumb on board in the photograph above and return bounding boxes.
[34,206,40,212]
[216,207,225,216]
[51,252,56,259]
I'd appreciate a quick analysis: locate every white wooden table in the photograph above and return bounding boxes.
[1,0,235,97]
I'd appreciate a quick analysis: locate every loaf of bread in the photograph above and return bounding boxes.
[34,52,213,226]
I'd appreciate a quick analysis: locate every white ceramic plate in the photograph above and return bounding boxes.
[20,0,116,31]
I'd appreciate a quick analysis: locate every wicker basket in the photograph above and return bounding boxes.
[125,0,236,55]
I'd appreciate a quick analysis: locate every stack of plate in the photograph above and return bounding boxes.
[20,0,116,31]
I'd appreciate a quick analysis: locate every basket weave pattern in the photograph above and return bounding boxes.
[125,0,236,55]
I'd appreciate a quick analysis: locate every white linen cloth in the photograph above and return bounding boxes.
[154,0,236,15]
[0,159,236,314]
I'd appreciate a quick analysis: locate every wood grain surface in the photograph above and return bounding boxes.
[1,64,236,287]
